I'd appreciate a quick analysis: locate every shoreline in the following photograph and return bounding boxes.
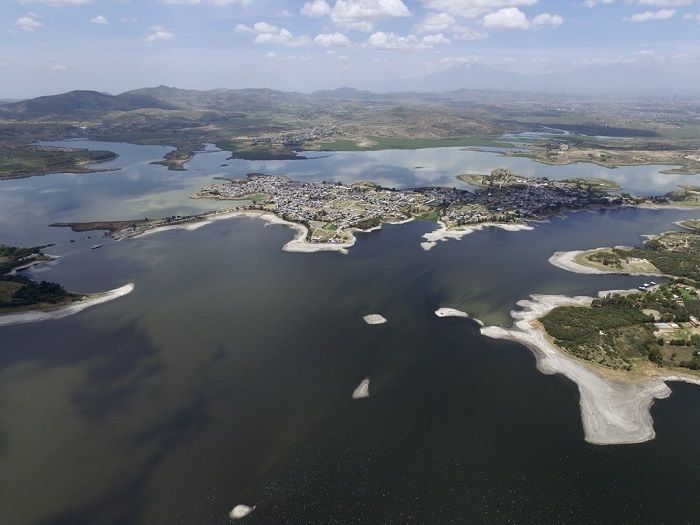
[0,283,134,327]
[549,248,666,277]
[435,307,484,326]
[130,209,418,255]
[421,220,534,251]
[480,292,700,445]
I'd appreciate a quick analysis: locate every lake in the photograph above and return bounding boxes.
[1,142,699,524]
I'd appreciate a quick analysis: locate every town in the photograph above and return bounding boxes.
[193,170,635,244]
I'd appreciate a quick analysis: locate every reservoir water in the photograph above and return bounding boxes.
[1,142,699,524]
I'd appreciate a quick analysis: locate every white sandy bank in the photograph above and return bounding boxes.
[0,283,134,327]
[229,504,254,520]
[363,314,387,325]
[480,292,700,445]
[353,378,371,399]
[421,221,533,251]
[435,307,485,326]
[549,249,666,277]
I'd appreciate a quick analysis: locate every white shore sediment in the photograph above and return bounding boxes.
[363,314,387,325]
[421,221,534,251]
[480,292,700,445]
[435,307,484,326]
[229,504,254,520]
[549,249,666,277]
[352,378,371,399]
[0,283,135,327]
[133,209,412,254]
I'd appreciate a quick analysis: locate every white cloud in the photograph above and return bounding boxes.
[238,22,312,47]
[265,51,278,59]
[625,8,676,21]
[15,14,43,32]
[146,25,174,42]
[160,0,253,5]
[532,13,564,28]
[482,7,531,29]
[422,0,537,19]
[367,30,450,50]
[314,32,352,46]
[20,0,92,5]
[481,8,564,30]
[331,0,411,31]
[49,64,68,71]
[635,0,690,5]
[684,12,700,21]
[90,15,109,24]
[416,12,488,40]
[301,0,332,17]
[584,0,614,7]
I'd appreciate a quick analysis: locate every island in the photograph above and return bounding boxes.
[483,226,700,444]
[0,244,133,326]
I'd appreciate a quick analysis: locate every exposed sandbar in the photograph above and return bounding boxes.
[435,307,485,326]
[0,283,134,327]
[363,314,387,325]
[352,378,370,399]
[229,504,254,520]
[480,292,700,445]
[421,221,534,251]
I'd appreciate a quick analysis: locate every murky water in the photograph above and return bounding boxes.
[1,142,699,524]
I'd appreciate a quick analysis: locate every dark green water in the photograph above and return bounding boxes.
[1,143,699,524]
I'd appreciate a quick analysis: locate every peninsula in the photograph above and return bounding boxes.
[0,244,133,326]
[61,169,637,253]
[483,226,700,444]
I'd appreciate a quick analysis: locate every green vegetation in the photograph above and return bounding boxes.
[353,217,382,230]
[0,244,77,311]
[606,232,699,282]
[680,219,700,232]
[0,275,75,308]
[0,146,117,179]
[416,209,441,221]
[542,285,700,372]
[541,296,655,371]
[317,135,507,152]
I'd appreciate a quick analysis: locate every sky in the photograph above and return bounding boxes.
[1,0,699,97]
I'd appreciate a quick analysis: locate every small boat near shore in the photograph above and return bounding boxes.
[91,244,103,250]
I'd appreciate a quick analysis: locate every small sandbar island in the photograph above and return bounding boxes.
[435,307,485,326]
[0,244,133,327]
[363,314,387,325]
[352,378,371,399]
[485,228,700,444]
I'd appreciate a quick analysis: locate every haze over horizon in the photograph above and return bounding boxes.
[2,0,700,98]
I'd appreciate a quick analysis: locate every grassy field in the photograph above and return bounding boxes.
[0,147,117,179]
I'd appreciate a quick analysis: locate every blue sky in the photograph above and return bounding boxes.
[1,0,699,97]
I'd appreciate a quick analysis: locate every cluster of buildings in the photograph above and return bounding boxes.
[197,173,633,243]
[249,126,340,148]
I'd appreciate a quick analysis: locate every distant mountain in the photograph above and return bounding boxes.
[120,85,309,112]
[400,64,700,97]
[0,90,176,119]
[311,87,383,101]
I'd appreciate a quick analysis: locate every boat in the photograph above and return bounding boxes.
[91,244,103,250]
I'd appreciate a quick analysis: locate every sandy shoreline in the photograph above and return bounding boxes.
[0,283,134,327]
[549,249,666,277]
[132,211,419,254]
[480,292,700,445]
[435,307,484,326]
[421,221,534,251]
